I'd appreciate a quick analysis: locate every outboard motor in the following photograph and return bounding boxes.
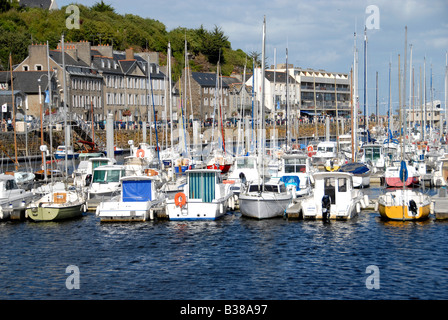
[322,194,331,221]
[409,199,418,216]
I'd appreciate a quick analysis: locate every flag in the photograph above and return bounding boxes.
[44,90,50,104]
[1,103,6,112]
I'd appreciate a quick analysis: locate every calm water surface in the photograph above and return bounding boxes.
[1,187,447,300]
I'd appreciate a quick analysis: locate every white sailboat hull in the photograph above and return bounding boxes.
[239,192,292,219]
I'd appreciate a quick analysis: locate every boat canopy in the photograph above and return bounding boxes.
[122,179,152,202]
[280,176,300,189]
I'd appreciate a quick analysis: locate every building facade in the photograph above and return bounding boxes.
[13,41,169,124]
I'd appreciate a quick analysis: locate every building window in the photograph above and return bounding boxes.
[23,65,29,71]
[35,64,43,71]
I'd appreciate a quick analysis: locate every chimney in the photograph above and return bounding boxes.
[126,47,134,60]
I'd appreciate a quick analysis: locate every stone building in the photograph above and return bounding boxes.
[174,71,240,122]
[13,41,168,123]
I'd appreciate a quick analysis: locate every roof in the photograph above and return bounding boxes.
[265,71,299,84]
[50,50,88,67]
[191,72,240,88]
[0,71,50,94]
[19,0,56,9]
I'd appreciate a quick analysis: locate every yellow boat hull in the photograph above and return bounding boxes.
[377,203,430,221]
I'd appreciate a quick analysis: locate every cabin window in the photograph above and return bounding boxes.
[365,147,381,161]
[236,157,255,169]
[5,179,18,190]
[93,169,123,183]
[338,178,347,192]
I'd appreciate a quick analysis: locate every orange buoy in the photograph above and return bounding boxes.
[136,149,145,158]
[174,192,187,207]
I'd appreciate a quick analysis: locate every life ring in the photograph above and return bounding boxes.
[174,192,187,207]
[307,145,313,152]
[136,149,145,158]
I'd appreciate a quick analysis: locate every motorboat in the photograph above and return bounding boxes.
[0,174,35,220]
[301,172,368,220]
[54,145,79,160]
[96,175,165,222]
[165,169,234,220]
[73,156,116,188]
[277,152,312,197]
[86,165,126,211]
[239,177,293,219]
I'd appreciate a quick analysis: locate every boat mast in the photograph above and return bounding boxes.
[168,42,174,157]
[363,26,367,143]
[9,54,18,171]
[445,52,448,138]
[350,68,354,162]
[285,47,289,148]
[61,34,69,177]
[258,15,266,190]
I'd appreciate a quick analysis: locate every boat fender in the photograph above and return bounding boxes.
[374,201,378,212]
[174,192,187,208]
[356,202,361,214]
[362,195,369,208]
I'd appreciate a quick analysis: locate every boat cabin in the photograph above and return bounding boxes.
[187,169,222,203]
[313,172,353,205]
[282,154,308,174]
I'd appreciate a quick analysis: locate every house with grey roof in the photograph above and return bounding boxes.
[174,71,241,122]
[13,41,169,124]
[0,71,56,121]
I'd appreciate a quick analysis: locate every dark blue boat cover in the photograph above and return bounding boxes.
[339,162,370,174]
[122,180,152,202]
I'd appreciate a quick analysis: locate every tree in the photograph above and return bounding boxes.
[91,1,115,13]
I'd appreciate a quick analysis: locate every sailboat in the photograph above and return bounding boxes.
[376,37,430,221]
[26,35,86,222]
[238,16,293,219]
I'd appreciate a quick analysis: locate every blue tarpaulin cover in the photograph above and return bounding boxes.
[339,162,370,175]
[122,180,152,202]
[280,176,301,190]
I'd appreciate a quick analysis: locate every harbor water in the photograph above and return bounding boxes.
[1,183,447,300]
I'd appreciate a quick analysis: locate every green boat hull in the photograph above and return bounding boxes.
[26,204,84,221]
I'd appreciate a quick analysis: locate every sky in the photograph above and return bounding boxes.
[58,0,448,116]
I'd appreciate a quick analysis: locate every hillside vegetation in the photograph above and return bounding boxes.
[0,1,258,79]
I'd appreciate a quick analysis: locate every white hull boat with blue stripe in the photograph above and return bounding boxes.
[165,169,234,220]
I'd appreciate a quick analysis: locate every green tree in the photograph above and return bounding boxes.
[91,1,115,13]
